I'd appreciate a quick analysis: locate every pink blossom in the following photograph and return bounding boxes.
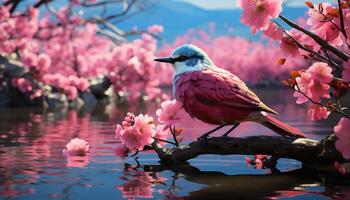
[63,138,90,156]
[334,162,349,175]
[254,154,268,161]
[238,0,282,34]
[307,105,330,121]
[147,24,164,35]
[30,89,43,100]
[37,53,51,72]
[0,6,10,21]
[307,79,331,102]
[21,52,38,67]
[11,78,33,93]
[156,99,185,126]
[306,62,333,102]
[122,112,136,128]
[64,86,78,100]
[334,118,350,160]
[294,63,333,104]
[154,125,170,146]
[307,62,333,83]
[342,61,350,81]
[115,124,124,139]
[120,114,156,150]
[263,22,283,40]
[307,3,343,46]
[255,159,263,169]
[293,74,311,104]
[28,7,39,19]
[280,33,299,57]
[76,78,89,92]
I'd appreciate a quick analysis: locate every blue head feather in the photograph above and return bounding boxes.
[171,44,213,67]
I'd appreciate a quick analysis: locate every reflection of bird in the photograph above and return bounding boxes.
[154,44,305,139]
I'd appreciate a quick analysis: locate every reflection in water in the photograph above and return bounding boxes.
[141,163,350,200]
[0,89,349,199]
[117,163,167,199]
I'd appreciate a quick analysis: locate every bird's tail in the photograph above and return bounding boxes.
[260,114,305,138]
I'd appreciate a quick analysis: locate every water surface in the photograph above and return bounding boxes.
[0,89,349,200]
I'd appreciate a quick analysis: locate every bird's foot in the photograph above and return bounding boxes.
[220,123,240,138]
[197,133,209,141]
[197,133,210,147]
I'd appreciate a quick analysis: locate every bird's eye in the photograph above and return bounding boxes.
[177,55,187,61]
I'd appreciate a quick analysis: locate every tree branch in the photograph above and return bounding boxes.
[337,0,347,39]
[279,15,349,62]
[151,135,344,165]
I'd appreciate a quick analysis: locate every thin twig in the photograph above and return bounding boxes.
[153,137,177,146]
[337,0,347,39]
[279,15,349,62]
[273,20,342,69]
[130,149,139,157]
[170,125,179,147]
[295,84,350,118]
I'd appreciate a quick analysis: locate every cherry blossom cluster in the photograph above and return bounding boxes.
[0,4,164,102]
[238,0,350,166]
[114,99,186,155]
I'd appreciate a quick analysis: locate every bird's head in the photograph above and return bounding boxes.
[154,44,213,76]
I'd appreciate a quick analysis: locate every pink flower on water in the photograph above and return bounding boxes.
[307,105,330,121]
[263,22,283,40]
[11,78,33,93]
[156,99,185,126]
[335,118,350,160]
[119,114,156,150]
[237,0,282,34]
[63,138,90,156]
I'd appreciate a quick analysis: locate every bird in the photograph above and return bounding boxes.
[154,44,305,139]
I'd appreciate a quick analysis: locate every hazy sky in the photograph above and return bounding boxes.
[175,0,326,9]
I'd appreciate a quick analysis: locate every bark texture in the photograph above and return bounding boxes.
[152,134,344,165]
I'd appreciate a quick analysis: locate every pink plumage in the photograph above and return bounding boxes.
[155,44,305,138]
[174,69,305,138]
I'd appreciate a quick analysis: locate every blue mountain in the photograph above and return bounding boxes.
[113,1,308,42]
[15,0,308,42]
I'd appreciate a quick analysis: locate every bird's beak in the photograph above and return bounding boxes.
[154,57,175,63]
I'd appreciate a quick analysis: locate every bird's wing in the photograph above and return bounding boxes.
[176,70,277,114]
